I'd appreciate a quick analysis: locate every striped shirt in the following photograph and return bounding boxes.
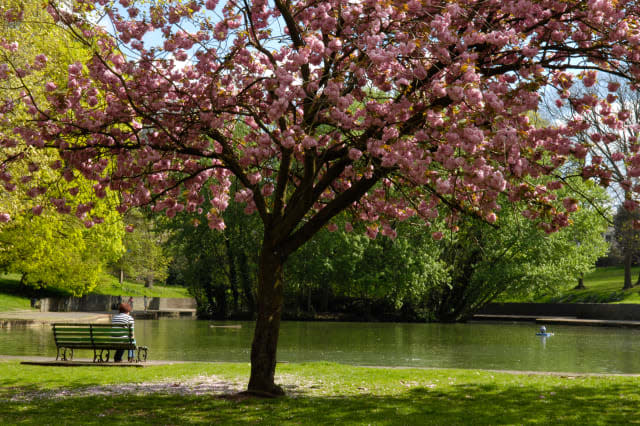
[111,313,134,326]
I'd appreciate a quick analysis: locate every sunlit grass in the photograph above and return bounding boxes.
[535,266,640,304]
[0,360,639,424]
[92,274,191,298]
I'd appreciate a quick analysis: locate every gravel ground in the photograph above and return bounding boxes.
[1,372,321,402]
[4,375,247,402]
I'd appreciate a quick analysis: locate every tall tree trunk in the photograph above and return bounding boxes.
[247,239,285,396]
[624,250,633,290]
[636,267,640,287]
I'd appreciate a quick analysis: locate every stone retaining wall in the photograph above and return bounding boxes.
[478,302,640,321]
[40,295,196,313]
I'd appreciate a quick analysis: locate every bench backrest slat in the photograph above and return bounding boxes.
[52,323,135,347]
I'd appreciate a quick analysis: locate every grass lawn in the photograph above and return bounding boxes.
[0,361,638,424]
[534,266,640,304]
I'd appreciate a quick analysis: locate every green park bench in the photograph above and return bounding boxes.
[52,323,148,363]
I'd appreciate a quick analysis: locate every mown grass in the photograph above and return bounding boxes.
[0,360,638,424]
[535,266,640,304]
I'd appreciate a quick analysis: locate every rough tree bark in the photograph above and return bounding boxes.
[247,235,286,396]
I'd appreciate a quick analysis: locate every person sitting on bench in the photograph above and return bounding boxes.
[112,303,134,362]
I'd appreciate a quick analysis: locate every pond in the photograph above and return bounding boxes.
[2,320,640,374]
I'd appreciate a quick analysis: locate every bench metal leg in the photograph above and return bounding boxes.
[137,346,148,362]
[93,349,110,363]
[58,347,73,361]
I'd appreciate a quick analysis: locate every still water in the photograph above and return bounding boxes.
[2,320,640,374]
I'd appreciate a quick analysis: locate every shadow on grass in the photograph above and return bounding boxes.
[0,276,73,299]
[1,381,639,425]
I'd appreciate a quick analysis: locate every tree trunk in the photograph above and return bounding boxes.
[624,250,633,290]
[574,273,585,290]
[144,277,154,288]
[636,267,640,287]
[119,268,124,285]
[247,239,285,396]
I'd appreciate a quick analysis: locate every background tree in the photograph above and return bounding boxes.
[545,78,640,289]
[162,193,260,319]
[285,217,448,319]
[427,179,609,321]
[4,0,640,395]
[113,209,170,288]
[0,0,124,295]
[613,206,640,288]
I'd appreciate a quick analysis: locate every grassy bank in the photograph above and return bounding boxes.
[0,273,190,312]
[0,361,638,424]
[92,274,190,298]
[534,266,640,304]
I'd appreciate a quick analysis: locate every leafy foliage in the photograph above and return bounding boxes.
[113,209,170,288]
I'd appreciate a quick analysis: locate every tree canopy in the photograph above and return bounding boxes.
[0,0,124,295]
[3,0,640,395]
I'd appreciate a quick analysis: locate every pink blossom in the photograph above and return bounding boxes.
[348,148,362,160]
[366,226,378,240]
[432,231,444,241]
[261,184,274,196]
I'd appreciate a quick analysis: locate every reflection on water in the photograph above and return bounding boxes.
[2,320,640,374]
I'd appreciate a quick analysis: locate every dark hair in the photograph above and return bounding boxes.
[118,303,131,314]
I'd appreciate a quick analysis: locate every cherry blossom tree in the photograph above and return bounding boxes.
[4,0,640,395]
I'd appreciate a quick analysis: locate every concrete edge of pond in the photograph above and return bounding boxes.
[0,355,192,367]
[20,361,148,367]
[472,314,640,328]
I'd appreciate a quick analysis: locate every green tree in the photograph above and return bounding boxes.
[426,180,610,321]
[613,206,640,289]
[0,0,124,295]
[114,209,170,288]
[0,205,124,295]
[162,192,260,318]
[285,217,449,319]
